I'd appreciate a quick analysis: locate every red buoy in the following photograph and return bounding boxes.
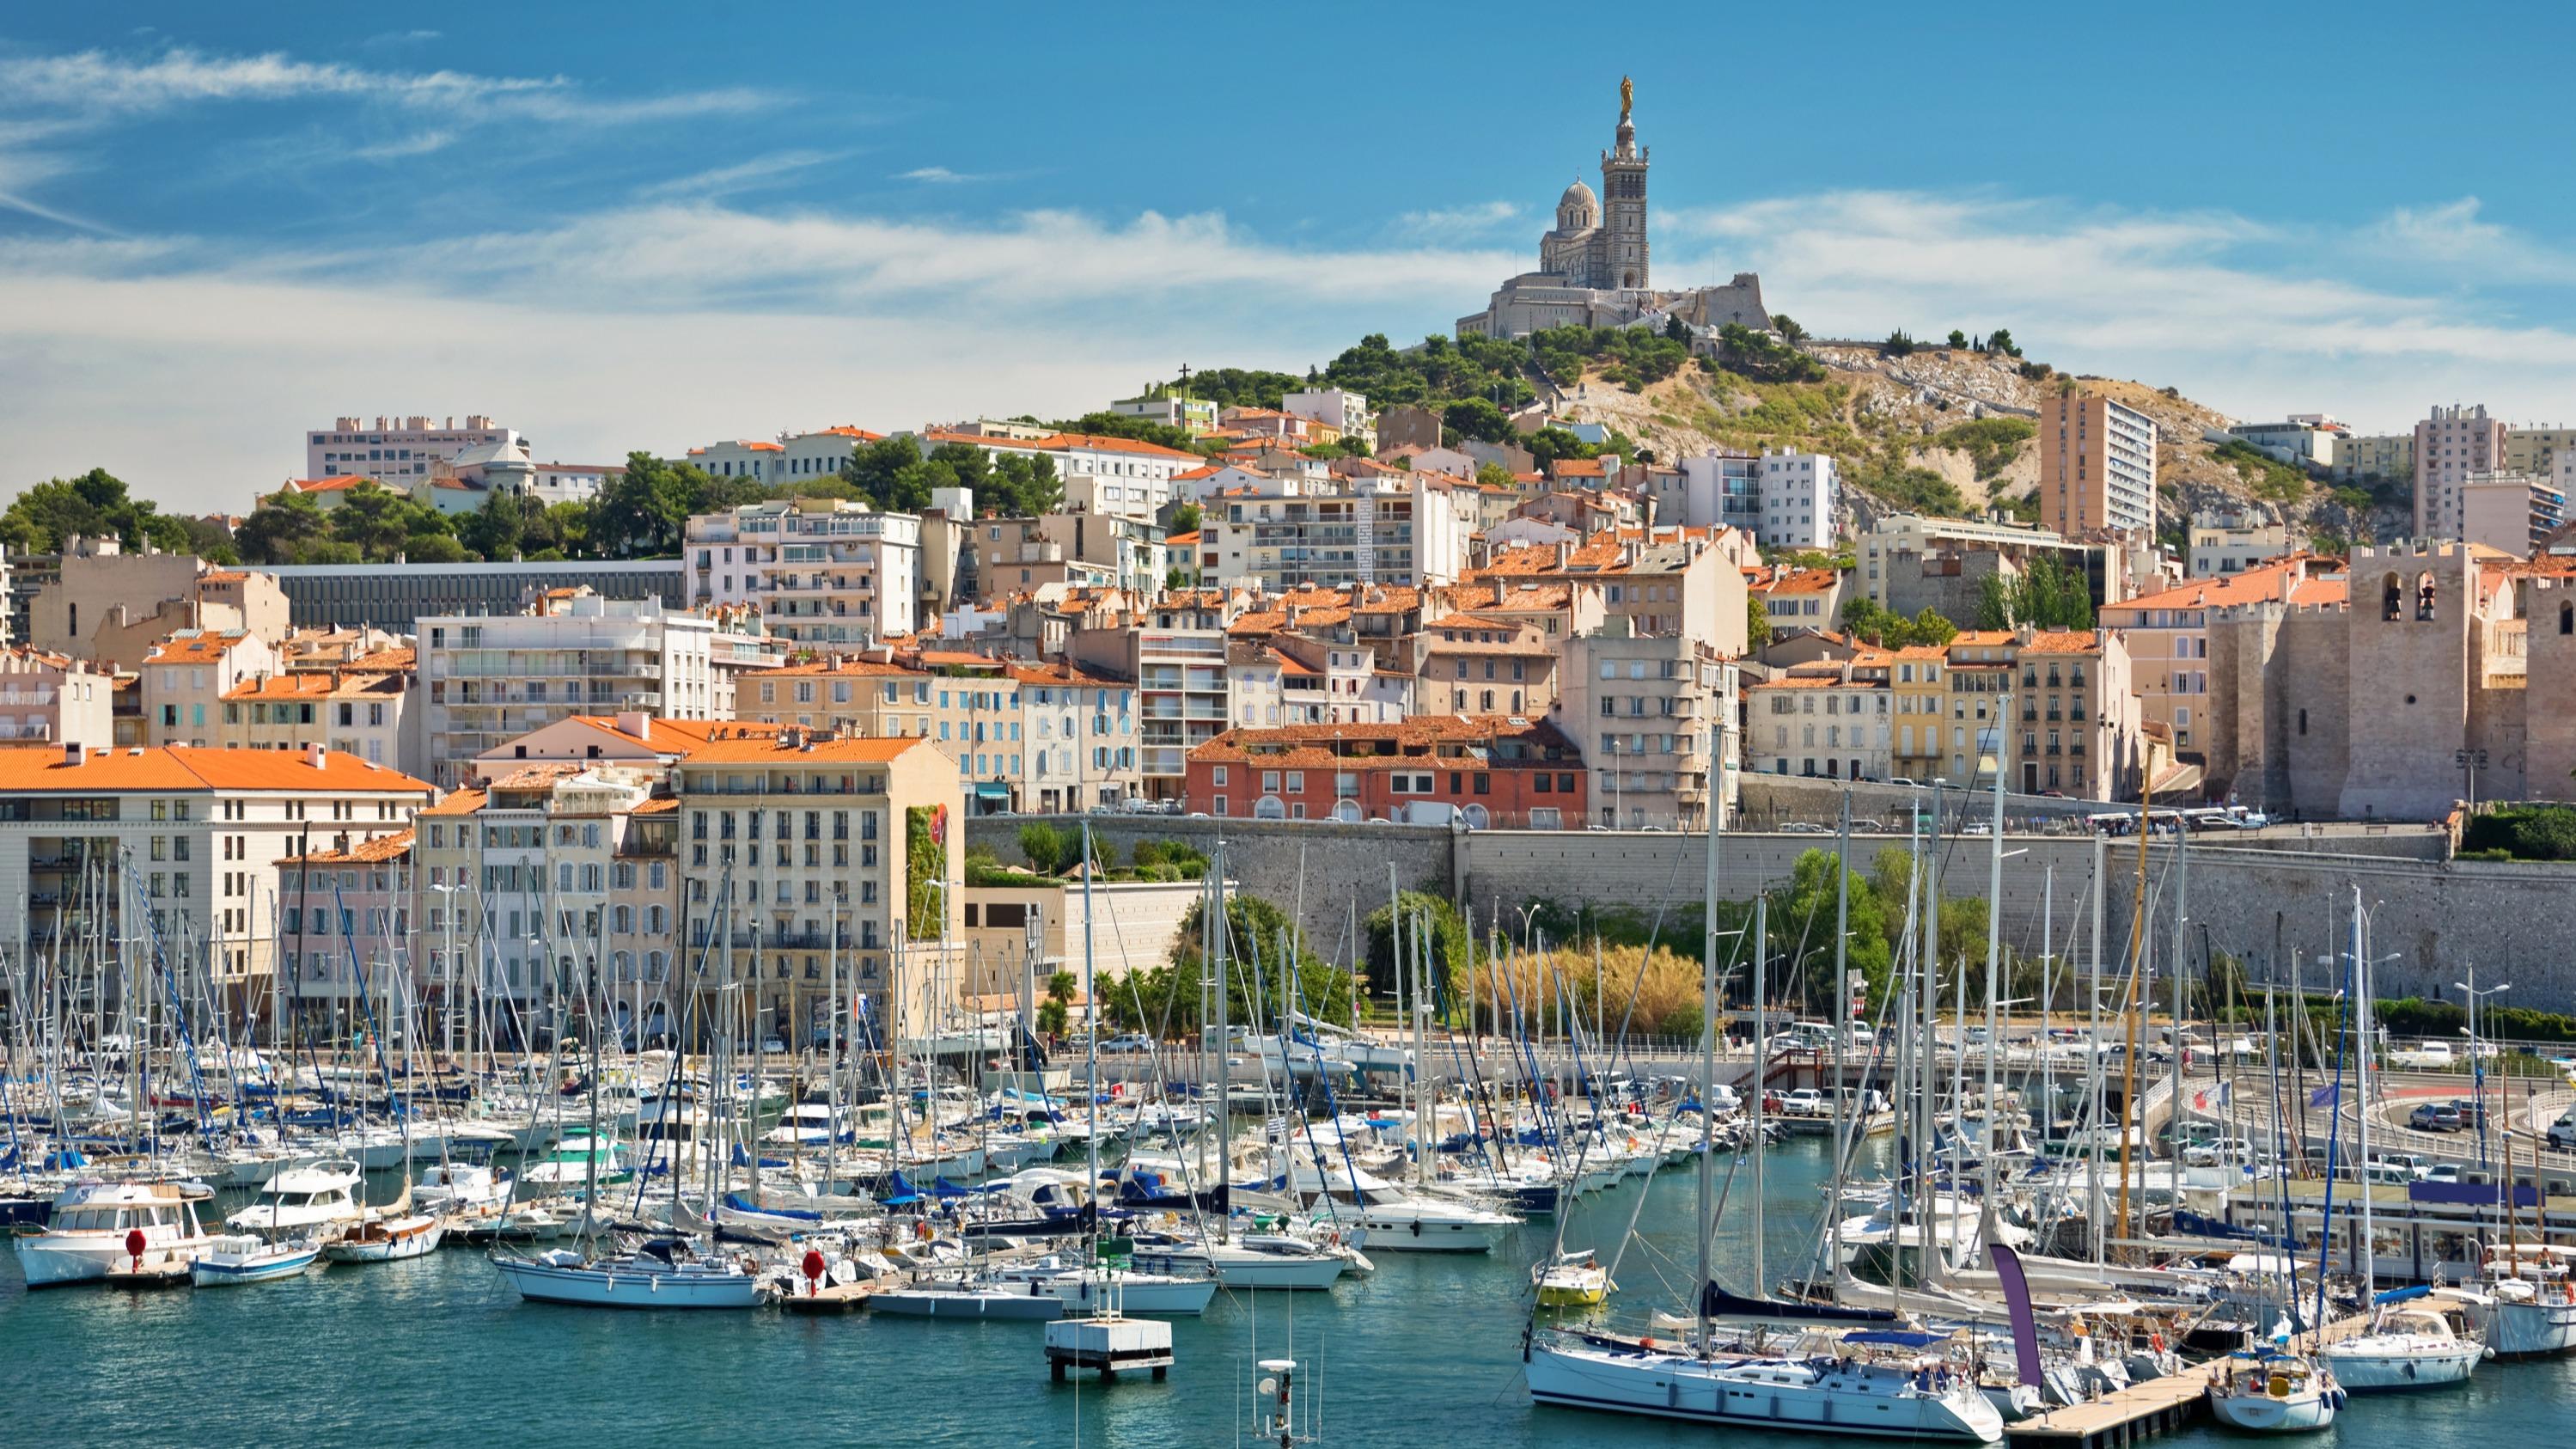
[124,1227,146,1271]
[802,1248,827,1295]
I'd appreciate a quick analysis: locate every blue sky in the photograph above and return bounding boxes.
[5,3,2575,509]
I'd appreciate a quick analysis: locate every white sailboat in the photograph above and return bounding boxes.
[1525,782,2002,1443]
[491,1238,772,1308]
[2206,1347,2342,1433]
[2319,1293,2478,1391]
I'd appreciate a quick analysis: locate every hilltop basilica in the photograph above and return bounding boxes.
[1456,78,1771,340]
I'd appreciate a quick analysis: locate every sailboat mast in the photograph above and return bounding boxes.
[1828,791,1849,1278]
[1694,724,1720,1354]
[1979,728,2006,1241]
[1750,893,1767,1300]
[2115,773,2153,1248]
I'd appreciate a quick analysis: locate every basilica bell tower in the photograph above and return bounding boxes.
[1600,75,1650,290]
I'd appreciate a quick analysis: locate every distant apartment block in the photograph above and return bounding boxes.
[685,498,922,645]
[1281,388,1372,446]
[2225,414,2347,470]
[1108,394,1219,435]
[686,426,883,484]
[2414,403,2506,540]
[307,415,515,483]
[418,594,759,786]
[2188,511,2292,578]
[2038,393,2158,537]
[2459,471,2565,555]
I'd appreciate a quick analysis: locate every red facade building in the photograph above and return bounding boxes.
[1182,715,1585,828]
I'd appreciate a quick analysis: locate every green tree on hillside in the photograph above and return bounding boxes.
[0,468,197,556]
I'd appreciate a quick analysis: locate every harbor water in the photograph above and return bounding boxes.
[6,1136,2573,1446]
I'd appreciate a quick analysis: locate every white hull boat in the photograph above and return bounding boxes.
[2460,1281,2576,1359]
[324,1214,444,1263]
[1526,1337,2004,1441]
[20,1181,220,1288]
[191,1236,320,1286]
[1352,1195,1517,1253]
[491,1244,769,1308]
[2206,1352,2342,1433]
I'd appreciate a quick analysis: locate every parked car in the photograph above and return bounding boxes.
[2549,1110,2576,1151]
[1780,822,1830,835]
[2389,1040,2457,1070]
[2422,1164,2463,1185]
[2408,1102,2463,1133]
[1099,1034,1155,1055]
[2449,1098,2493,1129]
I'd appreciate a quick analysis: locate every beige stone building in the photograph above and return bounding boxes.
[142,630,281,749]
[2100,557,2336,764]
[2195,541,2576,819]
[30,542,290,669]
[1746,666,1891,783]
[674,730,961,1043]
[1548,628,1737,829]
[0,647,114,750]
[220,667,415,773]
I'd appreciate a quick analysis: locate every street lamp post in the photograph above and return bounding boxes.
[2455,969,2510,1172]
[2455,749,2487,810]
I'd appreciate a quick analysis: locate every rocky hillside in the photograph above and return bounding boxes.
[1546,339,2404,546]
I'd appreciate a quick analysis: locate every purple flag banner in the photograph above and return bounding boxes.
[1989,1244,2045,1387]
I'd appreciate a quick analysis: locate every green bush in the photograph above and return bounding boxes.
[1934,418,2036,481]
[2461,804,2576,861]
[1017,822,1068,874]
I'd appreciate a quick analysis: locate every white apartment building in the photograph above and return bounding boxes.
[685,498,922,646]
[1282,388,1372,446]
[306,415,516,483]
[2227,414,2346,469]
[687,425,883,484]
[2415,403,2507,540]
[1201,474,1474,590]
[0,745,430,1010]
[1758,447,1840,549]
[418,596,749,787]
[920,430,1203,523]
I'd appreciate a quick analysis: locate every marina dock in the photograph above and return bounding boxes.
[2007,1311,2372,1448]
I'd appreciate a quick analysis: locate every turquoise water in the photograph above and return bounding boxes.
[4,1139,2571,1446]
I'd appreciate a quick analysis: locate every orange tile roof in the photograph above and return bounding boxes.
[422,788,488,816]
[1004,661,1124,688]
[2287,577,2349,607]
[2109,557,2315,614]
[629,796,681,814]
[814,425,882,440]
[1166,531,1200,547]
[286,474,373,492]
[145,632,253,663]
[198,570,253,584]
[1755,567,1840,596]
[1189,715,1576,767]
[2018,630,2103,654]
[0,746,430,794]
[278,828,415,865]
[750,657,925,678]
[674,731,936,766]
[223,670,403,700]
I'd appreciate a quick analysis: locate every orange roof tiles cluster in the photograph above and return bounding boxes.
[0,745,430,794]
[278,828,415,865]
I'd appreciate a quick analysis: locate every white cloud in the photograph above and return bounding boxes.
[361,29,443,50]
[642,150,849,201]
[349,130,455,162]
[0,208,1509,506]
[1394,200,1520,241]
[1663,189,2576,431]
[895,166,978,184]
[0,45,758,125]
[2361,197,2576,284]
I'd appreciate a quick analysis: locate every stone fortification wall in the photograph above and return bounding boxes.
[979,815,2569,1011]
